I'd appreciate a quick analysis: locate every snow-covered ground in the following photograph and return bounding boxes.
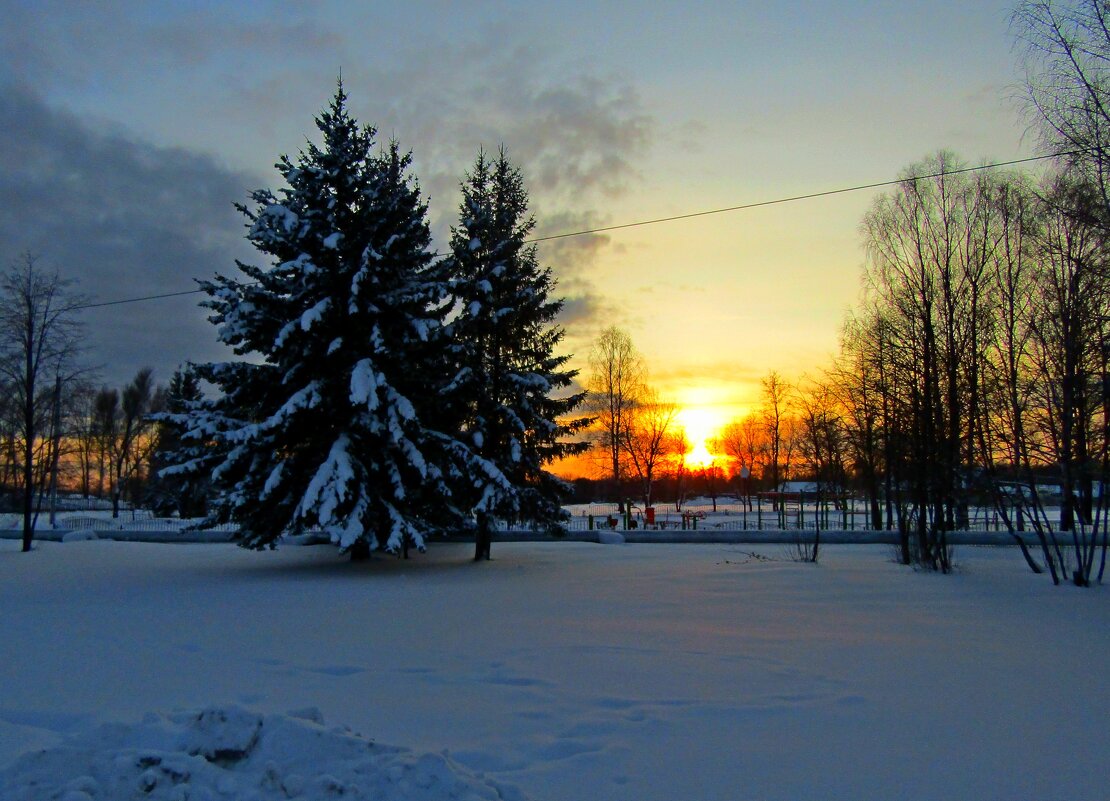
[0,539,1106,800]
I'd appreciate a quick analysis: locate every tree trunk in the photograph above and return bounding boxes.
[869,492,882,531]
[47,375,61,528]
[474,513,492,561]
[349,538,371,561]
[20,349,35,553]
[20,442,33,552]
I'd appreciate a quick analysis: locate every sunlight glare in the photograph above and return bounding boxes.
[676,405,726,469]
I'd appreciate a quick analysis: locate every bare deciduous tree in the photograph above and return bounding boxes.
[860,153,1002,572]
[0,253,84,551]
[1025,177,1110,583]
[108,367,156,518]
[587,326,643,511]
[796,377,848,500]
[1014,0,1110,217]
[760,371,795,503]
[68,382,100,500]
[667,428,691,513]
[621,388,678,511]
[92,387,118,499]
[716,415,765,511]
[831,312,887,530]
[845,150,1110,582]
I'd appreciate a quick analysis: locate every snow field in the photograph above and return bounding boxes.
[0,540,1106,800]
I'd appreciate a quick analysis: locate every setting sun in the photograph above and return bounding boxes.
[676,405,727,470]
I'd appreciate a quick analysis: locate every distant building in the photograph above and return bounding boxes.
[775,481,820,494]
[759,481,849,502]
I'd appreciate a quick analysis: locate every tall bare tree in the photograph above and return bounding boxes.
[92,387,119,499]
[621,388,678,511]
[67,382,99,499]
[1014,0,1110,218]
[760,371,795,502]
[1026,177,1110,583]
[666,428,692,512]
[716,414,765,511]
[831,312,888,530]
[796,377,848,499]
[861,153,1001,571]
[0,254,84,551]
[587,326,644,511]
[108,367,156,518]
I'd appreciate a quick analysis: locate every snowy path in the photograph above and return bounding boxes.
[0,540,1106,800]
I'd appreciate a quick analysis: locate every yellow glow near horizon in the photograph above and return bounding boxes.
[676,405,727,470]
[684,441,717,470]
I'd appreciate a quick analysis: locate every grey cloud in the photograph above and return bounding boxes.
[0,86,255,386]
[516,79,650,200]
[366,42,652,207]
[0,16,660,379]
[533,210,615,338]
[557,294,609,328]
[346,39,653,341]
[180,30,654,272]
[148,17,341,66]
[555,374,589,404]
[0,2,339,92]
[535,210,614,277]
[0,4,161,91]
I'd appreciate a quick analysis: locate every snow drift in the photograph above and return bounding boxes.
[0,705,529,801]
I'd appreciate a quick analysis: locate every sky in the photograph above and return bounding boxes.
[0,1,1038,468]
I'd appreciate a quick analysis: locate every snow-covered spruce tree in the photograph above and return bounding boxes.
[147,365,209,518]
[446,148,591,560]
[184,85,509,555]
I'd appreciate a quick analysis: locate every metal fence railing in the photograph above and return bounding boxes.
[1,498,1065,540]
[560,500,1039,534]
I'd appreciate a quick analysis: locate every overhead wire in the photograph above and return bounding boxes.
[77,288,211,310]
[527,150,1081,242]
[70,149,1079,312]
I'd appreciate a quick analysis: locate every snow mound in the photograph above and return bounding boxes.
[61,529,99,543]
[0,705,531,801]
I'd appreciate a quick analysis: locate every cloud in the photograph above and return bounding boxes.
[535,210,615,278]
[0,15,659,381]
[531,209,618,337]
[368,42,652,208]
[651,362,769,390]
[0,2,340,93]
[211,32,655,338]
[0,86,256,386]
[347,37,654,335]
[147,17,342,67]
[557,295,609,328]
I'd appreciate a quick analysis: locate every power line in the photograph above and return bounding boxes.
[76,288,208,310]
[528,150,1078,243]
[72,149,1075,312]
